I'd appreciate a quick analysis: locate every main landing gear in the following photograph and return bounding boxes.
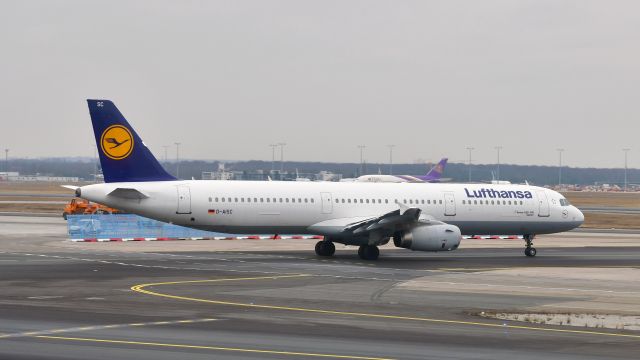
[358,245,379,261]
[315,240,335,257]
[524,234,537,257]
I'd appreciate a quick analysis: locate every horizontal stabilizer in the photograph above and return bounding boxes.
[107,188,149,199]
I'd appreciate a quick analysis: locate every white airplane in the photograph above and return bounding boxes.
[70,100,584,260]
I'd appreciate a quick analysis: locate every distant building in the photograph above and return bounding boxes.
[202,163,235,180]
[0,172,80,182]
[315,171,342,182]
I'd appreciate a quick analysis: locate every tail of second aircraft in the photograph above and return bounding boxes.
[87,99,176,183]
[422,158,448,181]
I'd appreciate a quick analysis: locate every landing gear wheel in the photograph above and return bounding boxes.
[315,241,335,257]
[525,247,537,257]
[523,234,537,257]
[358,245,379,260]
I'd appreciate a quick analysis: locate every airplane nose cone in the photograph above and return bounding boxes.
[573,206,585,227]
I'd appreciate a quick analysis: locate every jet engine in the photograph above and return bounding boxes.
[393,224,461,252]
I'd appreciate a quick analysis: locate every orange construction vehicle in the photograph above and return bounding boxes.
[62,198,122,219]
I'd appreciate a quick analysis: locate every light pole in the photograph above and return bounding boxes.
[494,146,502,182]
[557,148,564,186]
[278,143,286,173]
[93,147,98,183]
[357,145,366,176]
[174,142,181,179]
[387,145,395,175]
[623,148,630,192]
[162,145,169,162]
[269,144,278,172]
[466,147,474,182]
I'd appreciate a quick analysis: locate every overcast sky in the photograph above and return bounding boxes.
[1,1,638,168]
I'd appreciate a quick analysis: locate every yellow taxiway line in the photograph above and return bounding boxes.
[131,274,640,340]
[35,335,394,360]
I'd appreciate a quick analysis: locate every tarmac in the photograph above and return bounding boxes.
[0,215,639,359]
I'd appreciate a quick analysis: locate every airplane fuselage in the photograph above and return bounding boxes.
[79,180,583,244]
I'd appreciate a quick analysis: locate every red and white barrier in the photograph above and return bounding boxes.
[70,235,328,242]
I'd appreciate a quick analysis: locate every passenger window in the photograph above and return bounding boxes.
[208,197,212,202]
[305,198,308,203]
[298,198,302,203]
[215,197,219,202]
[348,199,351,203]
[241,198,244,202]
[260,198,264,202]
[474,200,477,204]
[267,198,270,203]
[385,199,388,204]
[462,200,465,204]
[228,197,232,202]
[221,198,225,202]
[311,198,314,203]
[439,200,443,204]
[254,197,258,202]
[234,198,238,202]
[285,198,289,203]
[342,199,345,203]
[247,198,251,203]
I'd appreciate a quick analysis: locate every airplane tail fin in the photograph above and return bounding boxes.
[425,158,448,178]
[87,100,176,183]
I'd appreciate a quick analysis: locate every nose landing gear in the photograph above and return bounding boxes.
[524,234,537,257]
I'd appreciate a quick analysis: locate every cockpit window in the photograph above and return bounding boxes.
[559,198,571,206]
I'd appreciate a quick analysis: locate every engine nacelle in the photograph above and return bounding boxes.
[393,224,461,252]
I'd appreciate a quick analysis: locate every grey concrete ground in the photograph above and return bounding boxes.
[0,216,639,359]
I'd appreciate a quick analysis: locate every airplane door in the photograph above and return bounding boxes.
[444,192,456,216]
[177,185,192,214]
[320,192,333,214]
[537,190,550,217]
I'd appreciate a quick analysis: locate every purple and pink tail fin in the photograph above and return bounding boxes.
[425,158,448,178]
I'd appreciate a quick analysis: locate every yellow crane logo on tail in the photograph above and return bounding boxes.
[100,125,134,160]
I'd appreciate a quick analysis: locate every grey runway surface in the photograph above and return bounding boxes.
[0,217,639,359]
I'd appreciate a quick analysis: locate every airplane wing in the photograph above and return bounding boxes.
[308,204,443,244]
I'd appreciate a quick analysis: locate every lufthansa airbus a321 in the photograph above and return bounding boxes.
[68,100,584,260]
